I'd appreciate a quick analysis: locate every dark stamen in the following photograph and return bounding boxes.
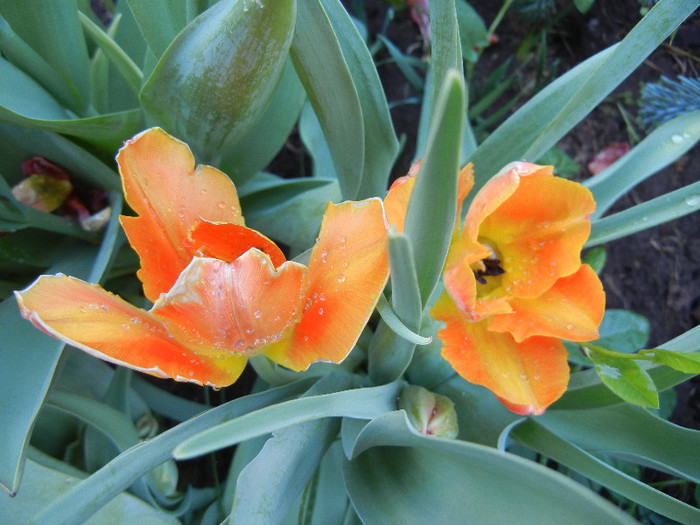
[474,258,505,284]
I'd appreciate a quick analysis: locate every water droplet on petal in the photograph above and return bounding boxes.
[337,274,346,283]
[253,310,262,319]
[217,202,226,209]
[201,188,208,195]
[318,308,324,315]
[566,323,575,330]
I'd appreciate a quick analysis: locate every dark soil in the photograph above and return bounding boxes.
[353,0,700,428]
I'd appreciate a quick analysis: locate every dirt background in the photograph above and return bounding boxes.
[353,0,700,430]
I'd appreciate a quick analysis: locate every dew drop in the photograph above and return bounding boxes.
[337,274,346,283]
[253,309,262,319]
[101,305,109,311]
[321,249,328,263]
[671,134,685,144]
[200,188,208,195]
[79,306,88,313]
[130,317,139,323]
[245,328,254,334]
[304,336,309,341]
[319,293,326,301]
[318,308,324,315]
[685,194,700,207]
[217,202,226,209]
[566,323,575,330]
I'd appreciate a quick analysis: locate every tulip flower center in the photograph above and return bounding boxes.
[472,241,505,291]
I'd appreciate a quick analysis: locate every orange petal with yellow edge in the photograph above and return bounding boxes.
[117,127,244,301]
[384,161,420,232]
[480,173,595,298]
[432,290,569,415]
[263,198,389,371]
[153,253,305,355]
[15,275,247,387]
[489,264,605,342]
[189,220,286,268]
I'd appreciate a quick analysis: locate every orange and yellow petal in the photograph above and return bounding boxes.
[432,291,570,415]
[189,221,286,268]
[263,198,390,371]
[14,275,247,387]
[480,173,595,298]
[489,264,605,342]
[117,127,244,301]
[384,161,420,232]
[152,253,305,356]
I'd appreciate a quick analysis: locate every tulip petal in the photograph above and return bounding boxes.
[489,264,605,342]
[189,220,286,268]
[264,199,390,371]
[14,275,247,386]
[384,162,420,232]
[480,172,595,298]
[153,253,305,356]
[117,127,245,301]
[432,291,569,415]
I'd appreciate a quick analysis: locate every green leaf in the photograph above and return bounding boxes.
[559,324,700,409]
[468,0,699,192]
[230,374,347,524]
[584,345,659,408]
[78,11,143,98]
[596,309,650,353]
[220,59,306,186]
[404,71,464,306]
[239,174,341,249]
[586,110,700,217]
[535,146,580,179]
[343,411,638,525]
[174,379,402,460]
[33,379,316,523]
[125,0,187,58]
[455,0,488,63]
[291,0,364,199]
[0,123,121,192]
[140,0,297,160]
[0,245,97,495]
[375,295,431,346]
[573,0,596,13]
[0,458,179,525]
[651,349,700,374]
[319,0,398,199]
[0,0,91,113]
[512,418,700,525]
[587,181,700,246]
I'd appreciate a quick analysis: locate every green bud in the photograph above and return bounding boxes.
[398,385,459,439]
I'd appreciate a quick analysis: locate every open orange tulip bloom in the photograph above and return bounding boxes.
[16,128,390,387]
[387,161,605,415]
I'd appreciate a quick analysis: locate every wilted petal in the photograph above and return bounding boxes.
[264,199,389,371]
[152,253,305,355]
[489,264,605,342]
[189,220,286,268]
[479,171,595,298]
[117,127,245,301]
[432,291,570,415]
[15,275,247,386]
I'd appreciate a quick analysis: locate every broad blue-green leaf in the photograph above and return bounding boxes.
[0,59,142,151]
[174,380,402,460]
[596,309,650,353]
[220,59,306,186]
[468,0,699,192]
[404,71,464,306]
[140,0,297,160]
[0,245,97,495]
[0,13,77,109]
[33,379,317,524]
[125,0,187,58]
[0,123,121,192]
[586,110,700,217]
[455,0,488,63]
[0,458,179,525]
[343,411,638,524]
[239,174,340,249]
[320,0,398,199]
[0,0,90,113]
[230,374,348,524]
[299,101,337,179]
[587,181,700,246]
[512,418,700,525]
[539,403,700,482]
[291,0,364,199]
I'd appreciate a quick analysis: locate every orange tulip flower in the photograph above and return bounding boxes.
[16,128,390,387]
[386,161,605,415]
